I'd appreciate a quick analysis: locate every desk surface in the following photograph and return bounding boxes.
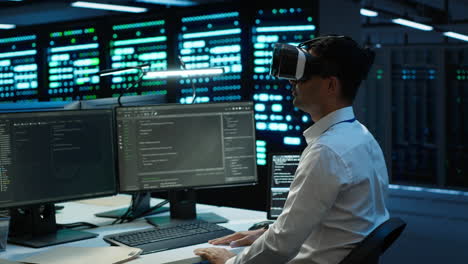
[0,195,267,263]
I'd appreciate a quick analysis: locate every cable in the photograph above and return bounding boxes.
[125,199,169,223]
[116,69,145,107]
[111,195,136,225]
[98,63,150,107]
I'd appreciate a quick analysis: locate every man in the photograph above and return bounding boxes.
[195,35,390,264]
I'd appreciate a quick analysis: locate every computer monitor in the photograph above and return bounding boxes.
[115,101,257,224]
[267,153,301,220]
[74,94,169,220]
[0,109,117,247]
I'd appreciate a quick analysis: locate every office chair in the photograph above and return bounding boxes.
[338,217,407,264]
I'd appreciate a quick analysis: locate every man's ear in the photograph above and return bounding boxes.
[327,76,340,96]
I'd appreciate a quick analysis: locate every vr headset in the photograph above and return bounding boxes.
[269,36,374,82]
[269,42,322,81]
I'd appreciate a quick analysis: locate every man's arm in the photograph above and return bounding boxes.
[227,144,350,264]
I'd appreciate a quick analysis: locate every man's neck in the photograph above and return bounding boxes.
[308,103,351,122]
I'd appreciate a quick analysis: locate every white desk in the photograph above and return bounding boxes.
[0,195,267,263]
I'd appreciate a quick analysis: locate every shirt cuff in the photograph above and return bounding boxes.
[225,255,236,264]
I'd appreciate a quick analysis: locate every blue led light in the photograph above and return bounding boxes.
[0,50,36,59]
[271,104,282,112]
[254,51,273,57]
[182,28,241,39]
[255,114,268,120]
[183,40,206,49]
[258,93,269,101]
[255,103,266,111]
[284,137,301,145]
[254,67,269,73]
[182,12,239,23]
[256,122,267,130]
[270,114,283,121]
[50,43,98,53]
[210,45,241,54]
[256,146,266,152]
[256,25,315,33]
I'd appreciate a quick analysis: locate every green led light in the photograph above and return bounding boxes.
[308,17,313,22]
[272,9,277,14]
[93,36,98,41]
[71,38,76,44]
[142,81,167,86]
[64,29,83,36]
[83,95,97,100]
[141,90,167,95]
[113,34,118,39]
[377,69,383,73]
[50,32,62,38]
[136,31,141,37]
[377,75,382,79]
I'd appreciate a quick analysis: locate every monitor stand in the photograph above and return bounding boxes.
[8,204,97,248]
[95,192,169,219]
[145,189,228,226]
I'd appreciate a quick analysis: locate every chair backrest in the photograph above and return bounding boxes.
[338,217,407,264]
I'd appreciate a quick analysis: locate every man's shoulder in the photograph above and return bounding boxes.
[313,122,375,157]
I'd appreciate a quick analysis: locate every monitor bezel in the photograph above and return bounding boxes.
[266,152,301,220]
[114,101,258,194]
[0,109,118,209]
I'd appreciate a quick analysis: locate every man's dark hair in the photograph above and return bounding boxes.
[300,35,375,103]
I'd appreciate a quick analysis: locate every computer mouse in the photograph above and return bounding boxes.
[248,220,275,231]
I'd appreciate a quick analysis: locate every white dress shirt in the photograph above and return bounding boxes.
[226,106,389,264]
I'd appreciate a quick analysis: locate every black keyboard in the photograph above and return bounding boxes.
[103,220,235,255]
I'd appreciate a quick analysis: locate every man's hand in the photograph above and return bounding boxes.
[208,229,266,247]
[194,248,236,264]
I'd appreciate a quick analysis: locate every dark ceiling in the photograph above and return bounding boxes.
[0,0,226,27]
[0,0,467,29]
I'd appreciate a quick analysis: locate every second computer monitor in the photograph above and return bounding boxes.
[267,153,301,220]
[0,109,117,247]
[115,101,257,192]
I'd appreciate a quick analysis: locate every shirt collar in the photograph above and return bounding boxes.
[303,106,355,145]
